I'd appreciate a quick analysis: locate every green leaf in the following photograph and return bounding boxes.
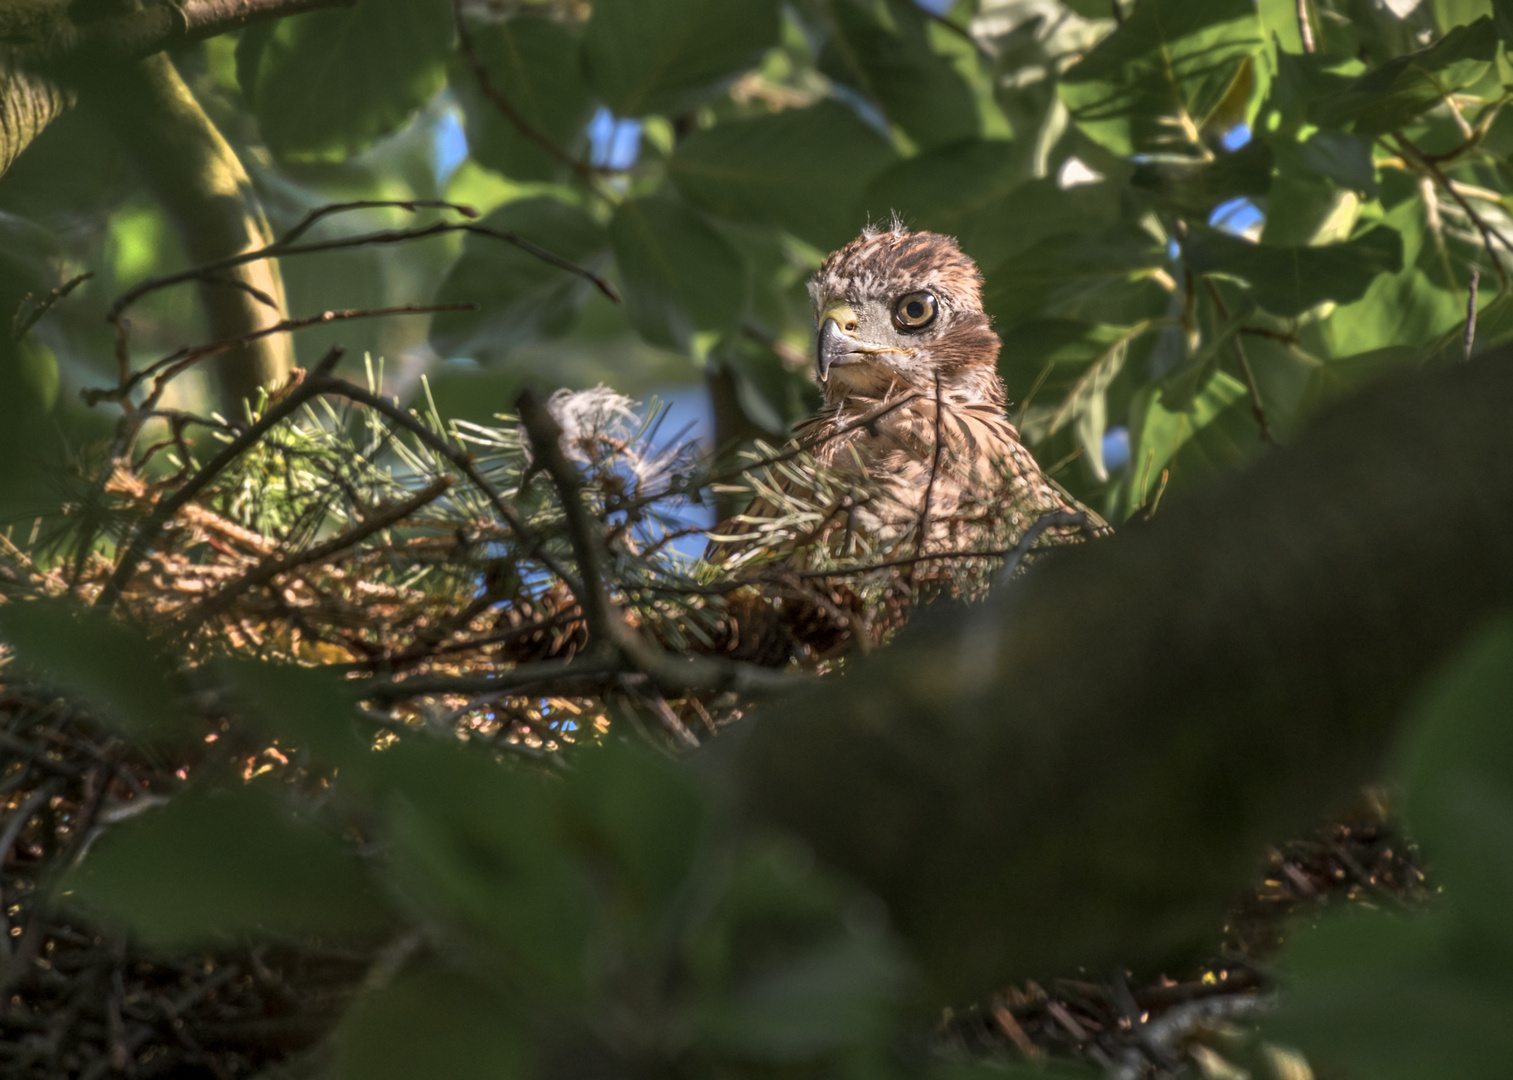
[1293,130,1379,194]
[864,160,1126,273]
[218,659,367,774]
[581,0,781,117]
[668,100,898,251]
[449,16,595,183]
[1266,914,1513,1080]
[983,222,1171,330]
[1398,619,1513,956]
[1185,224,1403,317]
[62,787,386,945]
[0,601,186,741]
[1120,371,1251,512]
[1311,17,1497,134]
[1131,137,1274,217]
[610,197,749,351]
[245,0,452,161]
[698,935,908,1059]
[334,963,530,1080]
[431,197,609,361]
[820,0,979,149]
[1059,0,1264,158]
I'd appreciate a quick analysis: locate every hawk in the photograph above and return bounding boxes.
[708,224,1100,573]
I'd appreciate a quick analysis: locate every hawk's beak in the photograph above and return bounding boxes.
[816,302,859,383]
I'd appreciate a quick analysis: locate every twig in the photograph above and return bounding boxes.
[179,477,454,638]
[796,510,1089,580]
[278,199,479,247]
[1464,266,1479,361]
[11,271,93,340]
[106,213,617,342]
[515,388,623,650]
[87,303,475,409]
[95,348,347,609]
[1296,0,1315,53]
[909,373,945,586]
[1394,133,1513,287]
[450,0,611,192]
[1204,280,1274,445]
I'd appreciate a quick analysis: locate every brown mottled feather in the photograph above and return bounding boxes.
[708,225,1103,571]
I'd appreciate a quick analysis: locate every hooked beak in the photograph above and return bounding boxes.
[816,302,860,383]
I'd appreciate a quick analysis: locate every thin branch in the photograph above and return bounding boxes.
[515,388,621,649]
[1464,266,1480,361]
[450,0,611,192]
[1394,133,1513,287]
[179,477,454,637]
[1204,280,1274,445]
[11,272,93,340]
[84,303,475,408]
[95,348,347,609]
[798,510,1090,580]
[278,199,479,247]
[909,372,945,586]
[106,212,616,335]
[1296,0,1316,53]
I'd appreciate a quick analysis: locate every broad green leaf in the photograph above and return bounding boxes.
[1015,322,1152,480]
[449,16,594,183]
[984,222,1171,330]
[1131,137,1274,217]
[1308,199,1464,356]
[245,0,452,161]
[218,660,367,774]
[62,786,386,945]
[1185,224,1403,317]
[581,0,781,117]
[1497,0,1513,44]
[820,0,979,149]
[1266,914,1513,1080]
[1397,619,1513,956]
[375,740,593,996]
[1311,17,1497,134]
[698,935,908,1059]
[1121,371,1251,512]
[668,101,898,251]
[858,140,1113,270]
[334,964,530,1080]
[1059,0,1264,158]
[1259,175,1360,247]
[610,197,749,351]
[431,197,609,361]
[567,743,705,922]
[0,600,186,741]
[1292,130,1379,194]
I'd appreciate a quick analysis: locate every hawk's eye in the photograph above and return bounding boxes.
[892,290,937,331]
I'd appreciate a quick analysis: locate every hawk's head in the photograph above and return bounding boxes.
[807,225,1001,402]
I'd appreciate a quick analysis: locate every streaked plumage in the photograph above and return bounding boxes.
[709,225,1099,570]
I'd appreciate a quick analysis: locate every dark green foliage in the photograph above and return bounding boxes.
[7,0,1513,1075]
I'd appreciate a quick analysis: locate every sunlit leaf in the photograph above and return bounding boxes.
[581,0,781,117]
[668,101,898,250]
[1121,371,1251,511]
[1311,17,1497,134]
[1060,0,1264,158]
[244,0,452,161]
[62,786,387,945]
[450,15,594,183]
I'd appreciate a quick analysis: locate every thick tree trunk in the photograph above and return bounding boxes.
[81,53,292,410]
